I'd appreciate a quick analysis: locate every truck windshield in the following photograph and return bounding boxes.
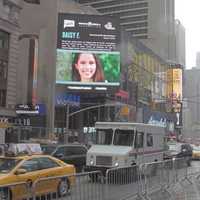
[113,129,134,146]
[95,129,113,145]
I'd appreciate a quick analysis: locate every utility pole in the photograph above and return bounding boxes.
[65,104,69,144]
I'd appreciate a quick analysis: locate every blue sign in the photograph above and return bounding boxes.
[143,107,176,128]
[15,104,46,115]
[55,93,80,107]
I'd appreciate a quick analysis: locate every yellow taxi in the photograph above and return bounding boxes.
[0,145,76,200]
[192,144,200,160]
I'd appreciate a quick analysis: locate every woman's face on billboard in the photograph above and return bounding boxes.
[75,53,96,82]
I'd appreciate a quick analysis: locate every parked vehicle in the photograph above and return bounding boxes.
[164,142,192,166]
[191,144,200,160]
[85,122,166,175]
[0,143,75,200]
[41,144,87,172]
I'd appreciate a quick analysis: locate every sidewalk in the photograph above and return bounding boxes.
[130,175,200,200]
[153,176,200,200]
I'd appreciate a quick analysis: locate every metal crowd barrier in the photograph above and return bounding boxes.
[139,157,190,199]
[0,158,192,200]
[0,181,30,200]
[105,165,141,200]
[32,171,104,200]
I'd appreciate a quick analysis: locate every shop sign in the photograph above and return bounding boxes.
[15,104,46,115]
[56,93,80,107]
[83,127,96,134]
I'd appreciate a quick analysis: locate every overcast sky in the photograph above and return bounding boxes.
[175,0,200,69]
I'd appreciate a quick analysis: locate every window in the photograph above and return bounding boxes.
[54,147,65,156]
[67,146,87,155]
[41,145,57,154]
[95,129,113,145]
[0,30,9,49]
[147,133,153,147]
[0,60,8,80]
[135,132,144,148]
[20,159,40,172]
[0,90,6,107]
[0,158,21,173]
[38,157,59,170]
[113,129,134,146]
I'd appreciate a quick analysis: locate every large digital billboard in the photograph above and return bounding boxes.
[56,13,120,87]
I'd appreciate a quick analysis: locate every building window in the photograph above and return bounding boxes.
[0,90,6,107]
[0,60,8,81]
[147,133,153,147]
[0,30,9,49]
[0,30,9,107]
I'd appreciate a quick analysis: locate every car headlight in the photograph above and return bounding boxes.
[89,155,94,165]
[114,162,119,167]
[90,160,94,165]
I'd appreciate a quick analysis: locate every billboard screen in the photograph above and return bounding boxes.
[167,68,182,112]
[56,13,121,87]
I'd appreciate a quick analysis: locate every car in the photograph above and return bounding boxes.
[164,142,192,166]
[191,144,200,160]
[41,144,87,172]
[0,144,76,200]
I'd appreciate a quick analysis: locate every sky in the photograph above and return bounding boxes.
[175,0,200,69]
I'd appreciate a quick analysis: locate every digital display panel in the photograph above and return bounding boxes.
[56,13,121,87]
[167,68,182,112]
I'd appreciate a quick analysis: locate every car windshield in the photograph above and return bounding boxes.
[95,129,113,145]
[41,146,57,154]
[168,144,181,151]
[192,145,200,151]
[0,158,21,173]
[113,129,134,146]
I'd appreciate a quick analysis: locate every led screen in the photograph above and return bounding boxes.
[56,13,121,86]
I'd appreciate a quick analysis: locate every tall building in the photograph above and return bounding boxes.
[196,52,200,68]
[175,20,185,67]
[183,68,200,139]
[77,0,176,63]
[0,0,22,121]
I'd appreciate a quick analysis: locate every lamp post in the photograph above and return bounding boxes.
[65,104,70,144]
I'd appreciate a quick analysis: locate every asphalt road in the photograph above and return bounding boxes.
[12,161,200,200]
[60,161,197,200]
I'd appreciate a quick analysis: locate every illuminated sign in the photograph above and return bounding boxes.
[55,93,80,107]
[56,13,120,87]
[15,104,46,115]
[167,68,182,112]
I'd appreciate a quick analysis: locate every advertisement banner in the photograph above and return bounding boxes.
[143,107,177,128]
[56,13,120,87]
[167,68,182,112]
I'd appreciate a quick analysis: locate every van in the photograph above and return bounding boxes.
[85,122,166,175]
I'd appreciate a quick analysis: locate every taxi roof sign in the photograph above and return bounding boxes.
[0,122,11,128]
[7,143,42,156]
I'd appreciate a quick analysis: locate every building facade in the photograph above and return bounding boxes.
[14,0,179,143]
[175,19,185,67]
[0,0,22,121]
[77,0,177,65]
[183,68,200,139]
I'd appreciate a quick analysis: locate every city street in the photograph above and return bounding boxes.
[41,161,200,200]
[1,0,200,200]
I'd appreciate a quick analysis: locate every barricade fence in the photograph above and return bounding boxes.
[105,165,141,200]
[0,158,191,200]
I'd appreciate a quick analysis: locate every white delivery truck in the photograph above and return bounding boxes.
[85,122,166,175]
